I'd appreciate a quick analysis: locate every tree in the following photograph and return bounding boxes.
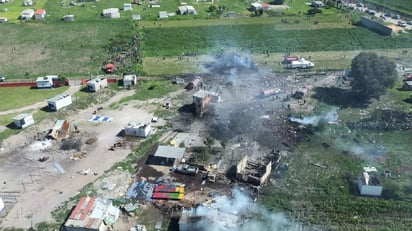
[350,52,397,100]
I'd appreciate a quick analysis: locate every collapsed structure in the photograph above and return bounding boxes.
[192,89,221,117]
[357,167,383,197]
[63,196,120,231]
[236,155,272,186]
[12,113,34,129]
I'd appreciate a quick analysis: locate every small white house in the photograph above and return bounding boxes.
[123,74,137,87]
[103,8,120,18]
[47,94,72,111]
[311,1,324,8]
[177,5,197,15]
[159,11,168,19]
[20,9,34,20]
[34,9,46,19]
[12,113,34,128]
[357,167,383,197]
[124,122,151,138]
[123,3,132,11]
[63,14,74,22]
[36,76,55,88]
[87,76,108,92]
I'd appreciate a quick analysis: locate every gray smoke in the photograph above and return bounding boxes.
[289,108,339,125]
[184,188,298,231]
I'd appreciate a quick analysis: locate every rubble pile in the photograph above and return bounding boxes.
[347,109,412,130]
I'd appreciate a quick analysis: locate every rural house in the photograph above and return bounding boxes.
[34,9,46,19]
[102,8,120,18]
[311,1,324,8]
[123,3,132,11]
[123,74,137,87]
[63,196,120,231]
[12,113,34,129]
[177,5,197,15]
[87,76,108,92]
[124,122,151,137]
[357,167,383,197]
[20,9,34,20]
[63,14,74,21]
[47,94,72,111]
[36,76,55,88]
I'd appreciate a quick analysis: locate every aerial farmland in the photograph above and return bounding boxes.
[1,0,412,230]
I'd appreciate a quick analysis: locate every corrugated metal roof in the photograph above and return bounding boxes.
[154,145,185,159]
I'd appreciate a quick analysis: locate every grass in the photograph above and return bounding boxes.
[0,86,68,111]
[118,80,180,103]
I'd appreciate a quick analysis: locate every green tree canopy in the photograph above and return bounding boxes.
[350,52,397,100]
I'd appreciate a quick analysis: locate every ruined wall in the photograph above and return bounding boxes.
[236,156,248,182]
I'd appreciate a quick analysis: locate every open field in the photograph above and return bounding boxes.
[1,0,412,230]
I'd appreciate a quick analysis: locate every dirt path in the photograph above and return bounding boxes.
[0,89,156,229]
[0,85,82,116]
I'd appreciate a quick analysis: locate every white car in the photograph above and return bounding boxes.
[407,21,412,25]
[398,21,407,27]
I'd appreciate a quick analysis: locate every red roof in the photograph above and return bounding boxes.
[106,63,114,68]
[69,197,95,220]
[35,9,45,15]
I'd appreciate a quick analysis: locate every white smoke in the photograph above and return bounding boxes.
[182,188,298,231]
[289,108,339,126]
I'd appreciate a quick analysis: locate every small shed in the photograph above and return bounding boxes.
[311,1,324,8]
[87,76,108,92]
[20,9,34,20]
[63,14,74,21]
[22,0,32,6]
[36,76,54,88]
[124,122,151,137]
[34,9,46,19]
[132,14,141,20]
[177,5,197,15]
[47,94,72,111]
[159,11,168,19]
[12,113,34,129]
[123,74,137,87]
[102,8,120,18]
[123,3,132,11]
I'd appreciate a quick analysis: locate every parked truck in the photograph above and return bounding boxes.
[287,58,314,69]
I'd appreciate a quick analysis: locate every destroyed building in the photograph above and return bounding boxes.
[357,167,383,197]
[179,207,239,231]
[236,155,272,186]
[185,76,203,90]
[193,89,220,117]
[63,196,120,231]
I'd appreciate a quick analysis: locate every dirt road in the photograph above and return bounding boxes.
[0,85,82,116]
[0,89,156,229]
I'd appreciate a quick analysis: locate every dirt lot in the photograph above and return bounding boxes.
[0,88,160,229]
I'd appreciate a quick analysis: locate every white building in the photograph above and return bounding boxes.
[64,197,120,231]
[20,9,34,20]
[103,8,120,18]
[124,122,151,137]
[47,94,72,111]
[12,113,34,128]
[123,74,137,87]
[87,76,108,92]
[357,167,383,197]
[177,5,197,15]
[123,3,132,11]
[36,76,55,88]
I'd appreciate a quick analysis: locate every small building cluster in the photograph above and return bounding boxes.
[63,196,120,231]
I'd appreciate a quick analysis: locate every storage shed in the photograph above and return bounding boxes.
[102,8,120,18]
[47,94,72,111]
[63,14,74,21]
[12,113,34,129]
[177,5,197,15]
[123,74,137,87]
[34,9,46,19]
[20,9,34,20]
[124,122,151,137]
[87,76,108,92]
[36,76,54,88]
[64,197,120,231]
